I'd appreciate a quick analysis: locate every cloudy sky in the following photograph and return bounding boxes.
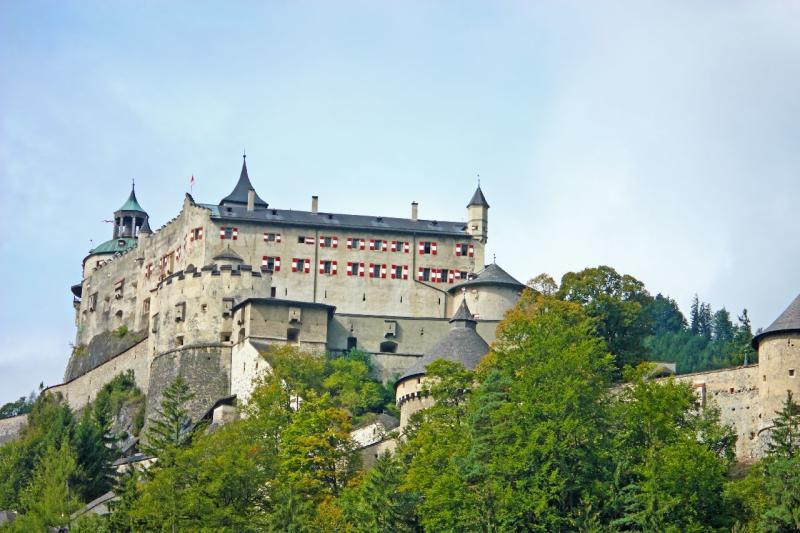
[1,1,799,402]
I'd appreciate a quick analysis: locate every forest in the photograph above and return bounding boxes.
[1,265,797,532]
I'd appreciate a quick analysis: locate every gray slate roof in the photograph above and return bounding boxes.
[467,186,489,208]
[753,293,800,347]
[397,300,489,384]
[220,158,268,208]
[213,246,244,263]
[202,203,468,237]
[448,262,525,292]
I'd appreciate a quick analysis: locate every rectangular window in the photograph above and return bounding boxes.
[369,263,387,278]
[298,235,316,245]
[88,292,98,312]
[417,267,431,281]
[390,241,411,253]
[219,227,238,240]
[347,237,366,250]
[319,260,338,275]
[419,241,437,255]
[145,263,154,279]
[346,261,366,277]
[369,239,388,251]
[222,298,234,317]
[263,232,282,243]
[292,258,310,273]
[191,227,203,241]
[455,242,475,257]
[114,279,124,300]
[262,256,281,271]
[319,236,338,248]
[391,264,409,280]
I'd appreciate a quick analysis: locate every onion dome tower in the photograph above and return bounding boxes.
[395,300,490,427]
[220,154,268,209]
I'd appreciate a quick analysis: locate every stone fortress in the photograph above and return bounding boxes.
[1,156,798,463]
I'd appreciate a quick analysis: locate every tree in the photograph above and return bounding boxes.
[0,392,36,420]
[527,272,558,296]
[72,394,116,502]
[645,293,686,335]
[712,307,735,343]
[557,265,654,371]
[8,440,80,532]
[142,375,195,457]
[767,391,800,459]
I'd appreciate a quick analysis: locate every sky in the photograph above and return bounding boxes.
[1,1,800,402]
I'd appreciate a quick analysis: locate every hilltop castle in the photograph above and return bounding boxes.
[1,156,797,463]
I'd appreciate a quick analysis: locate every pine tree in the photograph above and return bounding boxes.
[690,294,700,335]
[142,375,195,457]
[767,391,800,459]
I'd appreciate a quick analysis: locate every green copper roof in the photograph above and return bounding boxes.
[90,237,137,255]
[117,186,147,213]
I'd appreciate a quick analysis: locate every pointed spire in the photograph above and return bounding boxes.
[118,182,147,213]
[450,299,477,326]
[220,154,268,208]
[138,218,152,235]
[467,185,489,208]
[753,293,800,347]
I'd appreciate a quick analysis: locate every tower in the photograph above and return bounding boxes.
[467,185,489,244]
[752,293,800,435]
[113,182,149,239]
[220,155,268,210]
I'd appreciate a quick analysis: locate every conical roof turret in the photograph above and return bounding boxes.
[467,185,490,208]
[117,183,147,214]
[220,155,268,208]
[753,293,800,347]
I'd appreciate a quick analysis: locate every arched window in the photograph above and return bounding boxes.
[379,341,398,354]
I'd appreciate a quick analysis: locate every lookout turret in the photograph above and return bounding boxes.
[467,185,489,244]
[113,182,149,239]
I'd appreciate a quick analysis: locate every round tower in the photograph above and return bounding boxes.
[752,293,800,432]
[446,262,525,321]
[395,300,490,429]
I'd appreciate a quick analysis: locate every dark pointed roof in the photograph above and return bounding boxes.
[467,186,489,208]
[753,293,800,347]
[220,157,268,208]
[138,218,152,235]
[396,301,489,384]
[448,262,525,293]
[117,184,147,214]
[213,246,244,263]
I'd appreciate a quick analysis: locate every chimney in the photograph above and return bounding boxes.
[311,195,319,214]
[411,201,418,221]
[247,189,255,212]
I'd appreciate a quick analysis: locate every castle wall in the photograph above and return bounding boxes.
[147,344,232,421]
[395,376,435,428]
[203,218,484,318]
[672,364,763,461]
[46,339,150,412]
[0,414,28,445]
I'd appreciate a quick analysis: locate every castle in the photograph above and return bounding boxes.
[0,156,797,464]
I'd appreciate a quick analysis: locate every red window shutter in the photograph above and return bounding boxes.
[455,244,462,256]
[448,270,455,283]
[198,228,203,239]
[404,242,410,253]
[469,244,474,257]
[331,261,337,275]
[275,257,281,271]
[391,241,397,252]
[347,237,353,249]
[403,265,409,280]
[232,228,238,240]
[431,242,437,255]
[319,260,325,274]
[276,234,282,243]
[262,256,268,267]
[369,240,375,251]
[292,259,298,272]
[360,240,365,251]
[418,267,424,280]
[419,242,425,254]
[305,259,311,273]
[381,264,387,279]
[319,236,326,248]
[369,263,375,278]
[332,236,338,248]
[347,261,353,276]
[391,264,397,279]
[359,262,365,277]
[220,228,226,239]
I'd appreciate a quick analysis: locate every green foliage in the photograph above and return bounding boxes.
[111,324,129,338]
[0,393,35,420]
[142,375,196,458]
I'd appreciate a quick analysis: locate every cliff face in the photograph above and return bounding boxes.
[64,329,147,382]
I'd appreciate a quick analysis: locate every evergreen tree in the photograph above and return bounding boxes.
[72,394,116,501]
[690,294,701,335]
[645,293,687,335]
[142,375,195,457]
[767,391,800,459]
[712,307,735,343]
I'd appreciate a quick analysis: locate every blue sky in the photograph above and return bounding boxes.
[1,1,800,402]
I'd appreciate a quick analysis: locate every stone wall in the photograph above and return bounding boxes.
[756,334,800,429]
[0,414,28,445]
[147,344,231,420]
[47,339,150,412]
[64,330,147,382]
[672,364,764,461]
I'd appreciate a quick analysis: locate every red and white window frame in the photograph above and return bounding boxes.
[418,241,437,255]
[346,261,366,277]
[390,241,410,253]
[369,263,387,279]
[319,235,339,248]
[390,264,409,280]
[347,237,366,250]
[263,232,282,243]
[291,258,311,273]
[219,227,238,240]
[189,226,203,241]
[319,260,338,275]
[455,242,475,257]
[262,256,281,271]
